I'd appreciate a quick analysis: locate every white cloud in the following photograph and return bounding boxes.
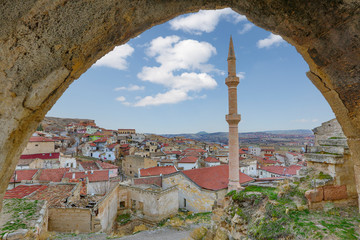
[133,36,218,107]
[237,72,245,80]
[257,33,285,48]
[94,44,134,70]
[134,89,190,107]
[115,96,126,102]
[238,23,254,35]
[169,8,246,35]
[114,85,145,91]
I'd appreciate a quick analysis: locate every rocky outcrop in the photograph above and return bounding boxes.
[0,1,359,210]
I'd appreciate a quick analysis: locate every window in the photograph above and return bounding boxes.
[184,198,187,208]
[120,201,125,208]
[130,171,132,174]
[131,200,136,209]
[35,144,38,147]
[109,154,111,157]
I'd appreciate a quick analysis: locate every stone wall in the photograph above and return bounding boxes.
[313,119,345,146]
[48,208,92,232]
[22,141,55,155]
[162,173,227,212]
[93,184,119,232]
[118,184,178,221]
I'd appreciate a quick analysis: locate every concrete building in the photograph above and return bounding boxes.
[248,146,261,156]
[162,165,254,212]
[204,157,221,167]
[178,156,198,170]
[122,155,157,177]
[22,136,57,155]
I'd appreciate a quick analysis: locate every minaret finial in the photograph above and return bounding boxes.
[228,35,236,60]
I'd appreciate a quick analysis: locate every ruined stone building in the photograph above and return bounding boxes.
[305,119,357,209]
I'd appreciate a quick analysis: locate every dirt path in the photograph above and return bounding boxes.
[55,224,204,240]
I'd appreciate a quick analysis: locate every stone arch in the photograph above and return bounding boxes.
[0,0,359,208]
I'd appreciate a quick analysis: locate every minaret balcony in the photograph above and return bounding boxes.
[226,114,241,124]
[225,77,239,86]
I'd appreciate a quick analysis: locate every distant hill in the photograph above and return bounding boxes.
[263,129,313,135]
[162,129,313,144]
[41,116,95,132]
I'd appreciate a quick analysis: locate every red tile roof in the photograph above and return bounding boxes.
[96,161,118,169]
[27,184,75,207]
[64,170,109,182]
[140,166,177,177]
[94,137,108,143]
[164,151,181,155]
[4,185,48,199]
[178,156,198,163]
[184,148,206,153]
[89,143,96,147]
[20,152,60,160]
[107,143,119,149]
[285,165,302,175]
[37,168,69,182]
[80,161,100,170]
[29,136,55,142]
[10,169,39,182]
[239,149,247,154]
[204,157,219,163]
[182,165,254,191]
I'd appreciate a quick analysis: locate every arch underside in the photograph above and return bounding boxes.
[0,0,359,209]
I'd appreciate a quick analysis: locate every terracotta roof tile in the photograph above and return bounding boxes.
[96,161,118,169]
[94,137,108,143]
[182,165,253,191]
[10,169,39,182]
[37,168,69,182]
[4,185,47,199]
[20,152,60,160]
[204,157,219,163]
[140,166,177,177]
[64,170,109,182]
[80,161,100,170]
[178,156,198,163]
[27,184,75,207]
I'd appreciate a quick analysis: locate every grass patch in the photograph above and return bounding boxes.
[116,213,131,225]
[0,199,40,237]
[316,172,332,180]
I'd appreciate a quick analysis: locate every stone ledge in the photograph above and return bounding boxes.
[305,153,344,164]
[318,139,348,147]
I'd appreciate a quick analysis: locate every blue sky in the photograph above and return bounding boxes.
[47,8,335,134]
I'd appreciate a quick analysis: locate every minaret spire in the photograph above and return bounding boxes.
[225,36,243,191]
[228,35,236,60]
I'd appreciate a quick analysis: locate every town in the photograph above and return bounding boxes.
[2,115,354,239]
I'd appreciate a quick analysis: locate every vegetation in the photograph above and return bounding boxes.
[226,182,360,240]
[317,171,333,180]
[0,199,40,237]
[116,213,131,225]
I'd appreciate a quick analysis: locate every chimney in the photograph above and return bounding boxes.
[72,173,75,179]
[91,170,94,174]
[85,171,88,174]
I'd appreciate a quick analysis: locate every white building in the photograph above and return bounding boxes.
[248,146,261,156]
[178,156,198,170]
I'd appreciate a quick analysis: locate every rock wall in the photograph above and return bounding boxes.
[0,0,359,210]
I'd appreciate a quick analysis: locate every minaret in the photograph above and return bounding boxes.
[225,36,242,191]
